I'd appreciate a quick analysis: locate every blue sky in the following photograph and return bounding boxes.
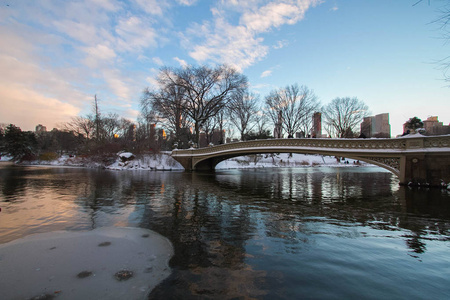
[0,0,449,136]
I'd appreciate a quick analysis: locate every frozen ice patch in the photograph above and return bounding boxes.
[0,227,173,299]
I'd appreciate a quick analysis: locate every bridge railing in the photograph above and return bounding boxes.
[172,134,450,156]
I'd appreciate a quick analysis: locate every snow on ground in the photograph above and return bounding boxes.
[216,153,366,169]
[0,155,12,162]
[16,153,183,170]
[17,152,368,171]
[119,152,134,159]
[21,155,104,168]
[107,152,183,171]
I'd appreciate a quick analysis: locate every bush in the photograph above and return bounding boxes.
[39,152,59,161]
[297,160,310,166]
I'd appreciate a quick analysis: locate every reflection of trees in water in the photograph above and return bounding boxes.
[144,169,450,298]
[74,171,180,229]
[151,170,450,265]
[406,233,427,255]
[0,166,30,201]
[144,173,268,298]
[70,168,450,263]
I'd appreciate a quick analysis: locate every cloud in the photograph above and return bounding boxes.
[182,0,321,70]
[251,82,276,94]
[185,16,268,71]
[146,76,159,88]
[102,69,131,100]
[241,1,310,33]
[0,83,80,131]
[0,0,167,125]
[91,0,122,12]
[115,16,158,52]
[176,0,198,5]
[0,50,89,106]
[152,57,164,66]
[82,44,117,68]
[273,40,289,49]
[52,20,101,46]
[133,0,168,16]
[123,108,141,120]
[174,57,188,67]
[261,70,272,78]
[0,0,323,131]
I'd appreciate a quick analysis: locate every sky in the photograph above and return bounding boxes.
[0,0,449,136]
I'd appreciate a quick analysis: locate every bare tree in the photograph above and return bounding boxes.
[200,113,220,146]
[65,116,94,139]
[264,90,283,137]
[254,112,271,138]
[149,65,248,145]
[436,4,450,83]
[101,113,121,141]
[118,118,133,138]
[265,84,319,138]
[201,110,228,146]
[414,0,450,83]
[141,77,190,141]
[322,97,369,138]
[66,95,104,142]
[215,109,226,144]
[228,92,261,140]
[93,95,101,141]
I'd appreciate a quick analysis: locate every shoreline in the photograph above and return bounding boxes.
[7,153,369,172]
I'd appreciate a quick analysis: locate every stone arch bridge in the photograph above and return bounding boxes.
[171,134,450,186]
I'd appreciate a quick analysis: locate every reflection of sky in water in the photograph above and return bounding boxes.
[1,165,450,298]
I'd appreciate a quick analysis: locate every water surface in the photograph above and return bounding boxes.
[1,164,449,299]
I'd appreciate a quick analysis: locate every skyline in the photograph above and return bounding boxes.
[0,0,449,136]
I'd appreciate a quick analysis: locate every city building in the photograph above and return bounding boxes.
[226,137,239,143]
[295,132,305,138]
[199,129,226,147]
[35,124,47,133]
[311,112,322,138]
[360,117,372,137]
[422,116,450,136]
[360,113,391,138]
[127,124,136,141]
[274,111,283,138]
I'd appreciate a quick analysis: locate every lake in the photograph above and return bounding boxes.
[1,163,450,299]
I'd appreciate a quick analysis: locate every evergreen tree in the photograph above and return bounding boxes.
[404,117,424,132]
[0,126,4,155]
[3,124,37,160]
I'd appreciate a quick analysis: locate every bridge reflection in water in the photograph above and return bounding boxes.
[172,134,450,187]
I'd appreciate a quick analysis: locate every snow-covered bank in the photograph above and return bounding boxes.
[0,155,12,162]
[20,155,103,168]
[216,153,367,169]
[18,152,184,170]
[107,152,184,171]
[19,152,369,171]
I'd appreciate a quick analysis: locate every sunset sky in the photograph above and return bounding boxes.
[0,0,449,136]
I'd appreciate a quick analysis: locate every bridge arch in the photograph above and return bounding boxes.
[192,149,400,177]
